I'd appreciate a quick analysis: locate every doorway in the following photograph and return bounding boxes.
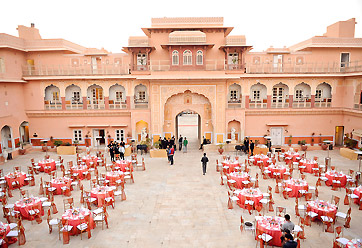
[335,126,344,146]
[176,111,200,145]
[270,127,283,146]
[93,129,105,147]
[19,121,30,143]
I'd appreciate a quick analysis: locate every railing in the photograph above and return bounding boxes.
[354,103,362,110]
[65,102,83,110]
[292,98,312,108]
[314,98,332,108]
[109,100,127,109]
[246,61,362,74]
[271,97,289,108]
[22,64,129,76]
[44,100,62,110]
[134,99,148,109]
[249,100,267,109]
[87,100,105,110]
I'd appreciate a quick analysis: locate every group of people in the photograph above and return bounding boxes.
[238,137,272,156]
[107,140,126,162]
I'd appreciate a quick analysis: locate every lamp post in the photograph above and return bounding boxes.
[40,139,48,157]
[323,140,333,170]
[355,151,362,172]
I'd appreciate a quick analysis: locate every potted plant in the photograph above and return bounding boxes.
[321,140,329,150]
[217,143,225,154]
[299,140,307,151]
[53,140,63,147]
[311,133,315,146]
[154,140,162,149]
[288,135,292,146]
[16,141,26,155]
[50,136,54,148]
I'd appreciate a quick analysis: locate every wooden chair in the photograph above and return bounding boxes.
[47,208,60,237]
[19,190,29,199]
[60,219,72,244]
[6,219,26,245]
[276,206,286,217]
[93,206,109,229]
[63,198,74,211]
[321,211,335,233]
[77,216,90,240]
[331,195,340,208]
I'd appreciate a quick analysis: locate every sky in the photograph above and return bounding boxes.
[1,0,362,53]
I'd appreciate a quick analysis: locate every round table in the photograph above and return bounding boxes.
[106,171,124,186]
[71,165,89,180]
[353,186,362,204]
[307,200,337,220]
[345,239,361,248]
[14,197,44,220]
[284,152,300,162]
[325,171,347,187]
[222,160,240,173]
[253,154,269,166]
[38,159,56,172]
[267,165,287,178]
[229,172,250,189]
[82,155,98,166]
[5,172,26,189]
[90,186,114,207]
[51,177,72,195]
[299,159,318,173]
[62,208,95,236]
[0,222,10,240]
[237,188,263,209]
[256,216,284,247]
[285,179,308,197]
[115,160,133,172]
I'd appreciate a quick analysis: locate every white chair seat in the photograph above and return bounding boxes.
[336,212,347,219]
[8,223,17,230]
[105,197,113,202]
[5,204,14,209]
[92,208,103,215]
[262,193,270,198]
[332,180,341,184]
[259,233,273,242]
[298,205,307,210]
[307,211,318,218]
[40,197,48,202]
[93,215,104,221]
[321,216,333,222]
[124,172,130,175]
[234,189,242,195]
[259,199,269,204]
[222,175,228,180]
[308,186,316,191]
[228,179,236,184]
[114,191,122,196]
[61,225,73,232]
[245,200,254,205]
[320,177,328,181]
[336,238,349,246]
[6,230,19,237]
[242,180,250,185]
[285,188,293,192]
[77,223,88,231]
[223,166,229,169]
[71,182,78,186]
[90,197,97,203]
[293,225,303,232]
[49,218,60,225]
[298,190,307,194]
[231,196,239,201]
[42,201,52,207]
[264,170,271,174]
[350,193,359,199]
[299,166,306,169]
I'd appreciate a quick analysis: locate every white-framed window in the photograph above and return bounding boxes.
[228,53,239,64]
[172,50,179,65]
[52,91,59,101]
[196,50,203,65]
[138,91,146,100]
[183,50,192,65]
[253,90,260,100]
[340,53,350,68]
[0,58,5,73]
[137,53,147,65]
[72,91,80,103]
[316,89,322,99]
[116,91,123,101]
[230,90,237,99]
[115,129,124,142]
[295,89,303,100]
[73,130,83,142]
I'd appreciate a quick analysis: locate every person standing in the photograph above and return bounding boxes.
[244,138,249,154]
[178,135,183,151]
[170,136,175,150]
[183,137,188,153]
[119,145,125,160]
[108,141,114,162]
[201,153,209,175]
[169,145,175,165]
[250,140,255,156]
[267,139,272,153]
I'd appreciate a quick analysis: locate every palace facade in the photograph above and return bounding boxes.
[1,17,362,158]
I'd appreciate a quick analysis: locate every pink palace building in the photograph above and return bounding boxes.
[0,17,362,159]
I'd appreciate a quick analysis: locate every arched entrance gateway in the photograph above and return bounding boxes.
[1,125,14,150]
[163,90,213,146]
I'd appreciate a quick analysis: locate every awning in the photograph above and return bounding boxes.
[266,123,289,126]
[86,125,110,128]
[69,125,86,128]
[352,129,362,137]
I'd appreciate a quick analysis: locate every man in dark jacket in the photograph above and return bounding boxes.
[201,153,209,175]
[244,138,249,154]
[108,141,114,161]
[178,135,183,151]
[250,140,255,156]
[282,233,297,248]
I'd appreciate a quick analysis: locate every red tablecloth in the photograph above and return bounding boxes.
[221,160,240,173]
[267,165,287,178]
[38,159,56,172]
[14,197,44,220]
[71,165,89,180]
[353,186,362,204]
[51,177,72,195]
[284,152,300,162]
[5,172,26,189]
[253,155,269,166]
[299,159,318,173]
[230,172,250,189]
[256,216,284,247]
[237,188,263,209]
[325,171,347,187]
[62,208,95,235]
[90,186,115,207]
[307,200,337,220]
[0,222,10,240]
[285,179,308,197]
[115,160,133,172]
[345,239,362,248]
[106,171,124,186]
[82,155,98,166]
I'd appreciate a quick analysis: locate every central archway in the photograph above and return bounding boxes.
[163,90,213,146]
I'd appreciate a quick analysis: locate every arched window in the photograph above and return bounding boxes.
[172,50,179,65]
[183,50,192,65]
[196,50,203,65]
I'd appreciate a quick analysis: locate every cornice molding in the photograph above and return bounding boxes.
[245,108,362,117]
[26,111,132,118]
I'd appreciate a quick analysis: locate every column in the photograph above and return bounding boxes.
[104,97,109,109]
[61,97,66,110]
[311,95,315,108]
[82,97,87,110]
[245,95,249,109]
[289,95,293,108]
[267,95,272,108]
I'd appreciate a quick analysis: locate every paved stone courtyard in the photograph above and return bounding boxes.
[1,143,361,247]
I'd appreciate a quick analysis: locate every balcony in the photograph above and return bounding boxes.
[249,99,267,109]
[134,98,148,109]
[228,98,242,108]
[22,64,129,77]
[271,97,289,108]
[292,98,312,108]
[65,101,83,110]
[314,98,332,108]
[246,61,362,74]
[354,103,362,110]
[87,100,105,110]
[44,100,62,110]
[109,100,127,109]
